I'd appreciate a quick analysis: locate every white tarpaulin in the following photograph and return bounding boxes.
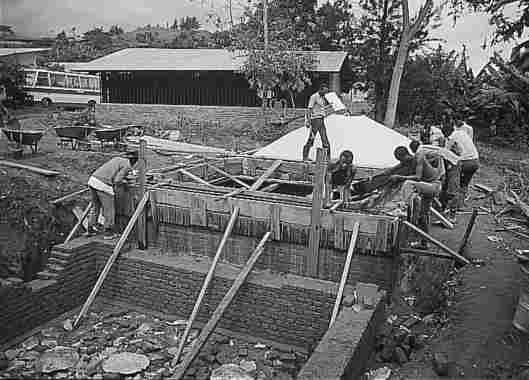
[254,114,412,169]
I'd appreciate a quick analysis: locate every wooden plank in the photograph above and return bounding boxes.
[207,164,250,189]
[51,188,89,205]
[458,208,478,255]
[73,192,150,328]
[234,174,313,187]
[270,204,281,240]
[172,207,240,364]
[431,207,454,229]
[329,200,343,213]
[330,222,360,327]
[179,169,214,187]
[72,206,89,231]
[190,196,207,227]
[402,248,453,260]
[403,220,471,265]
[216,160,282,201]
[172,231,271,379]
[64,202,92,244]
[260,183,280,193]
[307,149,327,278]
[334,215,345,250]
[138,139,147,249]
[0,160,60,176]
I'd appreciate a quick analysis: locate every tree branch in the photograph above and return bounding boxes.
[488,0,518,13]
[491,52,529,88]
[402,0,410,28]
[410,0,434,36]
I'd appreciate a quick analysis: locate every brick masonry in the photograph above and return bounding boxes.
[97,246,353,350]
[297,291,386,380]
[0,238,98,345]
[152,224,394,290]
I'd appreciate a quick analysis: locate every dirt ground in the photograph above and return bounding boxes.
[2,105,529,379]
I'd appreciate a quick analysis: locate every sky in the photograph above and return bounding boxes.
[0,0,521,73]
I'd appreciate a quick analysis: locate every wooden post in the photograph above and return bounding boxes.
[403,220,471,265]
[51,188,89,205]
[307,148,326,278]
[179,169,214,187]
[172,207,240,365]
[137,139,147,249]
[430,207,454,229]
[172,231,272,379]
[64,202,92,244]
[458,208,478,256]
[330,222,359,327]
[73,192,150,328]
[206,164,250,189]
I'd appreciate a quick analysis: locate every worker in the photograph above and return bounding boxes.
[390,145,445,248]
[327,150,356,201]
[302,83,332,161]
[443,121,479,205]
[410,140,460,223]
[86,151,139,239]
[0,84,9,128]
[76,101,98,127]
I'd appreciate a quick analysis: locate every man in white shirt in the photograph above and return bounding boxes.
[302,83,332,160]
[444,122,479,203]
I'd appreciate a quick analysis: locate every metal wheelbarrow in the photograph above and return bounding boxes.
[2,128,44,153]
[54,125,97,150]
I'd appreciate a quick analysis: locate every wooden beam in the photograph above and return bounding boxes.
[260,183,280,193]
[172,206,240,365]
[206,164,250,189]
[51,188,89,205]
[401,247,453,260]
[234,174,313,187]
[458,208,478,255]
[64,202,92,244]
[138,139,147,249]
[73,192,150,328]
[0,160,60,177]
[430,207,454,229]
[72,206,88,231]
[215,160,282,201]
[307,149,327,278]
[179,169,215,187]
[172,231,271,379]
[403,220,471,265]
[148,159,205,174]
[330,222,359,327]
[329,200,343,213]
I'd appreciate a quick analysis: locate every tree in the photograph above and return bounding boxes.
[180,16,201,31]
[109,24,124,36]
[384,0,435,127]
[171,18,179,30]
[0,62,26,104]
[0,25,15,37]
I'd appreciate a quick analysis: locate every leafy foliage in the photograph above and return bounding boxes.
[0,62,26,104]
[179,16,201,31]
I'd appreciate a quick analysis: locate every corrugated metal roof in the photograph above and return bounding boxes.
[0,48,50,57]
[74,48,347,72]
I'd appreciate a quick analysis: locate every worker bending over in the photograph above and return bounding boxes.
[443,120,479,205]
[327,150,356,201]
[391,146,445,248]
[86,151,139,239]
[303,83,332,161]
[410,140,460,223]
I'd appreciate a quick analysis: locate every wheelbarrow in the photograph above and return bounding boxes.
[54,125,97,150]
[94,125,131,151]
[2,128,44,154]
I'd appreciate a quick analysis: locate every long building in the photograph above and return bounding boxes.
[75,48,353,107]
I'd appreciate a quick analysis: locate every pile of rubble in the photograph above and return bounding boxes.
[0,308,306,380]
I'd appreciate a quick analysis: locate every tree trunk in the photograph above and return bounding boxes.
[384,33,411,128]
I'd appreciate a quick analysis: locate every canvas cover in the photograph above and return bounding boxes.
[255,114,412,169]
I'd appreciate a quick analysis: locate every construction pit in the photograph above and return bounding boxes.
[1,154,401,380]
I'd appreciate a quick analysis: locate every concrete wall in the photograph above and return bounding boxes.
[298,291,386,380]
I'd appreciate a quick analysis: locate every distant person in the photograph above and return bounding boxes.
[303,83,332,161]
[444,121,479,204]
[86,151,139,239]
[327,150,357,201]
[76,101,98,127]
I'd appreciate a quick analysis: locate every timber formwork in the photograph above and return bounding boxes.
[117,155,400,289]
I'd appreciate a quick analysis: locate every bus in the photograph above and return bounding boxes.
[23,69,101,106]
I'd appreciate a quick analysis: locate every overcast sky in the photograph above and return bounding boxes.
[1,0,519,72]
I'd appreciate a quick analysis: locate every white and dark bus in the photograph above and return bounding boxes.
[23,69,101,106]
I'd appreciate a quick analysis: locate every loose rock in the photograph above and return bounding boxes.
[211,364,255,380]
[102,352,149,375]
[63,319,73,332]
[36,347,80,374]
[240,359,257,373]
[432,352,450,376]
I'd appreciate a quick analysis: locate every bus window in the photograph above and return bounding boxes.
[88,77,100,91]
[66,75,80,89]
[24,70,36,87]
[80,77,90,90]
[36,71,50,87]
[50,73,66,88]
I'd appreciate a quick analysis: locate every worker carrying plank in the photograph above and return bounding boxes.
[85,151,139,239]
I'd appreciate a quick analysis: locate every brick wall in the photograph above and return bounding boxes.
[97,247,352,350]
[0,239,98,345]
[96,103,307,130]
[297,291,386,380]
[152,224,393,289]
